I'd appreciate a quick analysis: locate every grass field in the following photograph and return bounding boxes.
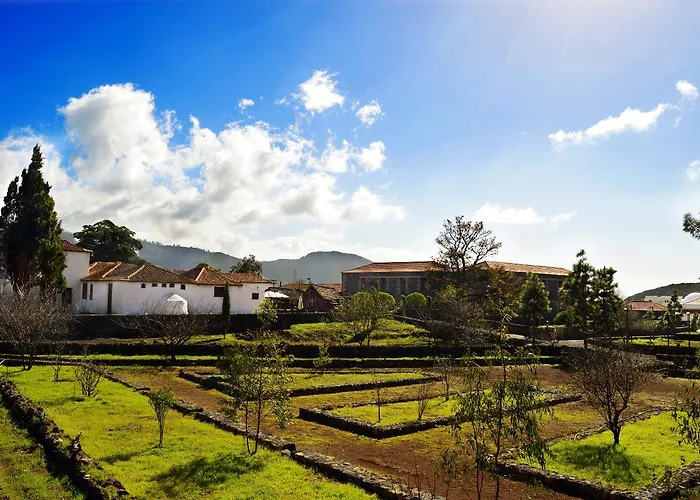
[6,367,375,500]
[288,319,428,346]
[289,371,426,388]
[0,405,83,500]
[331,395,455,425]
[540,412,699,490]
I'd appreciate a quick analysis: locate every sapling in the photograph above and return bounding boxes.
[148,387,175,446]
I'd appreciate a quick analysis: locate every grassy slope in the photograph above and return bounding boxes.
[542,412,699,490]
[7,367,374,500]
[288,319,428,346]
[0,405,83,500]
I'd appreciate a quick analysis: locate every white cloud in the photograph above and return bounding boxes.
[677,80,698,102]
[549,103,670,146]
[296,70,345,113]
[238,98,254,111]
[312,139,353,173]
[474,203,574,225]
[356,141,386,172]
[356,100,383,127]
[687,160,700,181]
[0,83,403,257]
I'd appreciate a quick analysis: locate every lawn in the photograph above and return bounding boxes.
[0,405,83,500]
[625,337,700,348]
[331,396,456,426]
[288,319,429,346]
[290,370,426,388]
[540,412,699,490]
[6,367,375,500]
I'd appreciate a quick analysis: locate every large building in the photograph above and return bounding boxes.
[341,260,570,311]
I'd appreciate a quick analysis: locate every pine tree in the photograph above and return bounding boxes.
[590,266,623,339]
[666,290,683,346]
[517,272,551,343]
[560,250,595,347]
[0,145,65,295]
[222,281,231,338]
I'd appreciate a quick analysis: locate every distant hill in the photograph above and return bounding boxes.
[62,232,370,285]
[626,283,700,301]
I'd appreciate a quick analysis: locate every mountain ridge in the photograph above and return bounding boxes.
[626,282,700,302]
[61,231,370,284]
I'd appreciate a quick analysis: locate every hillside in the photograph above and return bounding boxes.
[626,283,700,301]
[62,232,370,284]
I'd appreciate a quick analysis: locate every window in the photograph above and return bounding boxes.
[82,283,88,299]
[420,277,428,292]
[252,292,260,300]
[152,283,157,287]
[380,278,387,290]
[162,283,167,288]
[89,284,93,301]
[361,277,367,290]
[169,283,175,288]
[180,284,186,290]
[141,283,146,289]
[214,286,225,297]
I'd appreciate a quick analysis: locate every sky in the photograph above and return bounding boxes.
[2,0,700,296]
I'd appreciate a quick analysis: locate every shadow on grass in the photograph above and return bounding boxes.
[152,452,265,498]
[556,444,643,486]
[102,449,148,465]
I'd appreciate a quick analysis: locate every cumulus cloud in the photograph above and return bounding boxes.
[356,100,383,127]
[474,203,574,225]
[296,70,345,113]
[687,160,700,181]
[238,98,255,111]
[549,80,697,146]
[0,83,402,256]
[309,139,386,173]
[356,141,386,172]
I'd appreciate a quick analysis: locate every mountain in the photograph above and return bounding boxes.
[62,232,370,284]
[626,283,700,301]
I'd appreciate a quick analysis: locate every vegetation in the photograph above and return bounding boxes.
[516,272,551,342]
[332,396,456,426]
[370,372,390,422]
[289,371,424,389]
[665,290,683,346]
[405,291,427,309]
[416,382,433,421]
[74,355,105,397]
[560,250,595,346]
[0,144,66,295]
[590,266,623,338]
[7,366,372,499]
[230,254,263,276]
[288,319,426,346]
[255,298,278,331]
[313,341,332,373]
[567,347,655,445]
[434,357,462,401]
[0,405,83,499]
[333,287,396,347]
[148,387,175,447]
[218,337,293,455]
[73,219,143,263]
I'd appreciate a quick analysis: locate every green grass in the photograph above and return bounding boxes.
[0,405,83,500]
[288,319,428,346]
[331,396,457,426]
[6,367,375,500]
[289,371,425,389]
[540,412,699,490]
[624,337,700,348]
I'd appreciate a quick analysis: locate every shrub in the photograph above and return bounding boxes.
[405,292,427,309]
[74,358,105,397]
[148,387,175,447]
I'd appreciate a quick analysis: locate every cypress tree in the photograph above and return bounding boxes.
[222,281,231,338]
[0,145,66,295]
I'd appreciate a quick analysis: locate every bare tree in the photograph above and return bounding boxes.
[567,347,655,445]
[370,372,390,423]
[416,382,433,422]
[0,291,73,370]
[117,301,214,364]
[74,351,105,397]
[49,343,65,382]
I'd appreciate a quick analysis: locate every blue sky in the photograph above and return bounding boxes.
[2,0,700,295]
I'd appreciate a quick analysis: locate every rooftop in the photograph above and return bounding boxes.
[624,300,668,312]
[61,239,91,253]
[477,261,570,276]
[342,260,570,276]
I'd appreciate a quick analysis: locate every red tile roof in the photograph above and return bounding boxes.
[478,261,570,276]
[625,300,667,312]
[175,264,272,285]
[342,261,437,274]
[61,239,91,253]
[83,262,190,283]
[317,283,342,293]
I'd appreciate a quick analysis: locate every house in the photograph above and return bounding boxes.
[624,300,668,314]
[301,284,341,312]
[265,286,301,310]
[61,240,93,308]
[341,259,570,312]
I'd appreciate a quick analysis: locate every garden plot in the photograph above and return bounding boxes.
[6,366,374,500]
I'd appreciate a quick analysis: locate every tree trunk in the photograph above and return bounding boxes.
[159,422,164,446]
[612,425,621,446]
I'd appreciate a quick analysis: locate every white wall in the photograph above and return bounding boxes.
[78,280,268,314]
[64,251,91,310]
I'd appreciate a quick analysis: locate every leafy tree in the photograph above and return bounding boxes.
[73,219,143,263]
[567,347,655,445]
[148,387,175,447]
[432,216,501,286]
[691,315,699,332]
[313,341,332,374]
[0,145,66,295]
[560,250,595,347]
[218,337,293,455]
[665,290,683,346]
[333,288,396,347]
[683,212,700,240]
[255,297,278,331]
[405,291,427,309]
[516,273,551,343]
[421,285,486,347]
[589,266,623,339]
[222,281,231,337]
[231,254,263,276]
[673,382,700,453]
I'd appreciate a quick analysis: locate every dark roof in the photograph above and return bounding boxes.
[316,283,342,293]
[266,286,302,301]
[342,261,436,274]
[307,284,341,302]
[61,239,91,253]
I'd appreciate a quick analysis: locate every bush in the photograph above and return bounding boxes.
[405,292,427,309]
[553,311,570,326]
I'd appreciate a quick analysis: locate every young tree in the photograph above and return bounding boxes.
[0,145,66,295]
[589,266,623,339]
[313,341,332,374]
[560,250,595,347]
[218,337,293,455]
[222,281,231,338]
[255,297,278,331]
[665,290,683,347]
[370,372,390,423]
[148,387,175,447]
[334,288,396,347]
[50,343,65,382]
[567,347,655,445]
[433,216,501,286]
[0,292,73,370]
[416,382,433,422]
[74,351,105,398]
[516,273,551,343]
[73,219,143,263]
[405,291,427,309]
[231,254,263,277]
[435,357,461,401]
